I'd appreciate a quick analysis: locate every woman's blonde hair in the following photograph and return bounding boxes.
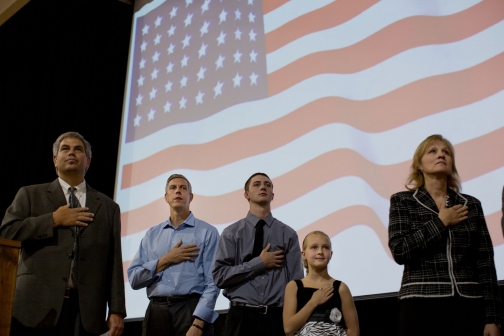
[405,134,461,192]
[302,231,331,274]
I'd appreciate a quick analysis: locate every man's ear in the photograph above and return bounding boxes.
[244,191,250,201]
[164,193,169,204]
[189,193,194,203]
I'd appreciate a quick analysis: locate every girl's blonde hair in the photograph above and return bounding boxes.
[405,134,461,193]
[302,231,331,274]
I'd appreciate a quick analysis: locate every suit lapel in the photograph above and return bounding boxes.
[82,185,102,235]
[448,188,467,207]
[47,179,67,209]
[413,187,439,215]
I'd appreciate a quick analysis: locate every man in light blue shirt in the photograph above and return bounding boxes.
[128,174,220,336]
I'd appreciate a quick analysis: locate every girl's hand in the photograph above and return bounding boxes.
[310,286,334,306]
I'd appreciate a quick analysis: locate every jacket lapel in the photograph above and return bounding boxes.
[81,184,101,235]
[448,188,467,207]
[413,187,439,214]
[47,179,67,209]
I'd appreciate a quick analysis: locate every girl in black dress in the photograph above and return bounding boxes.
[283,231,359,336]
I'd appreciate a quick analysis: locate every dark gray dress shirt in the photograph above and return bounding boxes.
[212,212,303,307]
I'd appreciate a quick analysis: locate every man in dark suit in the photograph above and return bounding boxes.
[0,132,126,336]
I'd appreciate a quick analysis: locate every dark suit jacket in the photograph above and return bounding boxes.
[0,179,126,334]
[388,187,503,325]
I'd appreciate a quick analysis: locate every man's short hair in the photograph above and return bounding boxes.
[52,131,92,158]
[244,172,272,192]
[166,174,192,194]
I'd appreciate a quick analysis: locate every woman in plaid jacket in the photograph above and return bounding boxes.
[388,134,503,336]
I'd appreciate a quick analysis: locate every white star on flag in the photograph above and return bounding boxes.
[180,76,188,88]
[139,59,146,69]
[195,90,204,104]
[151,68,159,79]
[215,55,225,70]
[235,9,241,20]
[135,94,143,106]
[200,21,209,37]
[249,72,258,85]
[233,50,242,63]
[249,30,256,42]
[166,62,174,73]
[167,44,175,55]
[248,12,255,23]
[219,9,227,24]
[133,114,141,126]
[198,43,208,58]
[201,0,210,14]
[137,75,144,86]
[167,25,176,36]
[170,7,177,18]
[179,96,187,109]
[213,81,223,97]
[154,16,162,27]
[165,80,173,92]
[197,66,206,81]
[181,55,189,67]
[154,34,161,45]
[234,28,242,40]
[140,41,147,51]
[142,25,149,35]
[184,13,193,27]
[163,101,171,113]
[181,35,191,49]
[249,50,257,62]
[217,31,226,46]
[149,87,157,99]
[233,73,242,87]
[152,51,160,63]
[147,108,156,121]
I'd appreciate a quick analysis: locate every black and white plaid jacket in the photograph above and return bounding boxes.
[388,187,503,325]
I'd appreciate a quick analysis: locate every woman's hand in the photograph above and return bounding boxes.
[309,286,334,306]
[438,203,468,227]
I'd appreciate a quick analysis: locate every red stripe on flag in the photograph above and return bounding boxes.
[265,0,379,54]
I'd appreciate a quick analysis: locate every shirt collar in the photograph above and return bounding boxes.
[246,211,273,228]
[163,211,195,229]
[58,177,87,194]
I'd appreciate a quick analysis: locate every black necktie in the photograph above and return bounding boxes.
[68,187,81,286]
[252,220,266,257]
[243,220,266,262]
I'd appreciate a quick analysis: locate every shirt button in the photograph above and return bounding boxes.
[262,277,264,279]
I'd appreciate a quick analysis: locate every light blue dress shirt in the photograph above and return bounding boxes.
[127,212,220,323]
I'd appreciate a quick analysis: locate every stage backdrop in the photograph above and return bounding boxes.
[116,0,504,319]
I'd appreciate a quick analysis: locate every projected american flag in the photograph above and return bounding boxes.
[117,0,504,317]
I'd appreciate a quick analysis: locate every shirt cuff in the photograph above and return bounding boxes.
[143,259,161,278]
[193,305,219,323]
[250,256,266,272]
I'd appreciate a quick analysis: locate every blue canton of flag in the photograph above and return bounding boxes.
[126,0,268,142]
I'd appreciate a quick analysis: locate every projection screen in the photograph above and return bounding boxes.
[116,0,504,319]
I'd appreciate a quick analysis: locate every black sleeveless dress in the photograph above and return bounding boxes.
[294,280,347,336]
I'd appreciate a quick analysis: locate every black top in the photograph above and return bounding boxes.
[295,279,346,328]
